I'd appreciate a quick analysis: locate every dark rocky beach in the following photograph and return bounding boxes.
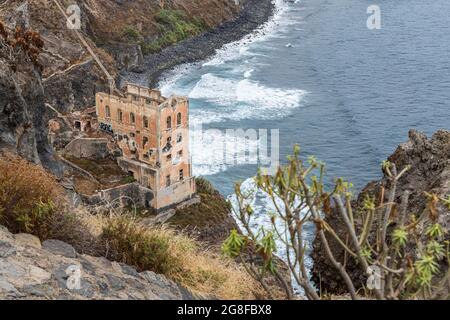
[122,0,276,87]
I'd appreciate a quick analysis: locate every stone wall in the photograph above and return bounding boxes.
[81,183,154,209]
[156,177,197,211]
[64,138,110,160]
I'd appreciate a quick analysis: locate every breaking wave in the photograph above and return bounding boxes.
[189,73,307,126]
[201,0,297,67]
[190,129,260,176]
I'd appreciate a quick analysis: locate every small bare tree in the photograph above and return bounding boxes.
[222,145,450,300]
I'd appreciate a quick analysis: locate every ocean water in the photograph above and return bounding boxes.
[158,0,450,289]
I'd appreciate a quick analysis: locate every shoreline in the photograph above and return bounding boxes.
[121,0,293,297]
[122,0,276,87]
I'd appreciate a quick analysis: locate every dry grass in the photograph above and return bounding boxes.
[0,156,102,253]
[101,215,265,299]
[0,156,62,237]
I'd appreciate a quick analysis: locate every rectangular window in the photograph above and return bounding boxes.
[166,175,171,187]
[178,150,183,157]
[179,169,184,181]
[177,133,182,143]
[143,137,149,149]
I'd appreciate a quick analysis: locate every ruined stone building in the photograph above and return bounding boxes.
[96,83,196,212]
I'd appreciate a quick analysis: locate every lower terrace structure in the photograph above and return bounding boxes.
[96,83,196,212]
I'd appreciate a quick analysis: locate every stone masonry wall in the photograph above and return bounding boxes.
[64,138,110,160]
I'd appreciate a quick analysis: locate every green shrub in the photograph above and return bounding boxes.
[141,9,207,54]
[121,176,136,184]
[195,177,216,195]
[224,145,450,300]
[123,25,141,41]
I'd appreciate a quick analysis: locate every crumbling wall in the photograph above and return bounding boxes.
[156,177,196,211]
[81,182,154,208]
[64,138,109,160]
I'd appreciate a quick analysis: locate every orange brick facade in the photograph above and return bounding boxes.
[95,84,195,211]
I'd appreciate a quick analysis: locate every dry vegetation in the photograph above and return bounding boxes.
[0,156,265,299]
[0,21,44,72]
[102,215,264,299]
[0,155,101,253]
[0,156,63,238]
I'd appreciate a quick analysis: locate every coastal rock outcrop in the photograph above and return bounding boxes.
[311,130,450,294]
[0,226,194,300]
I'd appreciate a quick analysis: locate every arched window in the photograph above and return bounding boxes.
[130,112,136,125]
[166,116,172,129]
[105,106,111,118]
[143,116,149,128]
[118,109,123,122]
[177,112,182,126]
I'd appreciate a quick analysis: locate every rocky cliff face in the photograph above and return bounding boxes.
[0,0,240,113]
[0,226,194,300]
[0,30,62,175]
[311,130,450,293]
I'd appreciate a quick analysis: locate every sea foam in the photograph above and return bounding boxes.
[189,73,307,125]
